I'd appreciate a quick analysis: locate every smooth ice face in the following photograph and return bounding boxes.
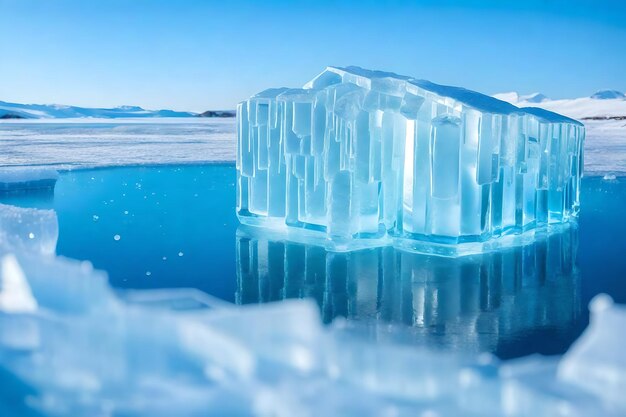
[237,66,585,245]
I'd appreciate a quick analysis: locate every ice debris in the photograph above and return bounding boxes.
[0,200,624,416]
[237,66,585,248]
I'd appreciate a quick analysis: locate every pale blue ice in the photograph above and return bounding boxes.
[237,67,585,248]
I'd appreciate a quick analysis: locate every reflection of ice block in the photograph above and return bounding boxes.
[237,66,584,246]
[236,225,580,355]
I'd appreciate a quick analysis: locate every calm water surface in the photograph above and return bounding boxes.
[3,164,625,359]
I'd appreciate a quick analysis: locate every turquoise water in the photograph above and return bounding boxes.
[2,164,625,359]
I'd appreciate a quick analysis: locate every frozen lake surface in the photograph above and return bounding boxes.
[0,118,236,169]
[4,164,625,359]
[1,118,625,174]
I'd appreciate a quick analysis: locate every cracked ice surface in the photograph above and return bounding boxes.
[237,66,585,244]
[0,202,625,416]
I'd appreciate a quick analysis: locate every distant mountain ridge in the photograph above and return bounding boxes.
[0,100,235,119]
[590,90,625,100]
[493,90,626,120]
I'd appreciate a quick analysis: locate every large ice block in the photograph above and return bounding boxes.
[237,66,584,246]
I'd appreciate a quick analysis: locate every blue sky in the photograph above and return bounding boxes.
[1,0,625,112]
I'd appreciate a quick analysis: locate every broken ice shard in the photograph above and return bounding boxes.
[236,66,584,245]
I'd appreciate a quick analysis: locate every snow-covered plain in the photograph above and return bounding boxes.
[0,100,198,118]
[0,118,237,169]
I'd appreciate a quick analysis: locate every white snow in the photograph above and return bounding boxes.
[494,91,626,120]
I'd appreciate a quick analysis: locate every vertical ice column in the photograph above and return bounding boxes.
[460,110,482,237]
[405,104,432,235]
[236,102,251,215]
[267,100,287,218]
[249,100,269,216]
[497,115,518,233]
[429,115,461,237]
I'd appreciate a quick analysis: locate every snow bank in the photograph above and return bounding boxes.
[0,201,625,416]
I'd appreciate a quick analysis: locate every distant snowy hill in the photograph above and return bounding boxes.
[0,101,200,119]
[590,90,625,100]
[493,90,626,120]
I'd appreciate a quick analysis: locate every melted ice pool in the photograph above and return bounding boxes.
[2,164,625,359]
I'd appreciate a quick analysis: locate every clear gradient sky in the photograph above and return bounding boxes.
[1,0,625,112]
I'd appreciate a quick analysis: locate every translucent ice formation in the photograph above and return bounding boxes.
[237,67,585,247]
[0,203,58,255]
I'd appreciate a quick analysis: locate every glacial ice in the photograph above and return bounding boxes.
[237,66,585,247]
[0,119,236,170]
[0,168,58,192]
[0,199,625,416]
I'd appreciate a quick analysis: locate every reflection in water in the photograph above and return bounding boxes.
[236,225,581,357]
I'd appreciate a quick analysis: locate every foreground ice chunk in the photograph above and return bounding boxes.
[237,66,584,246]
[558,295,626,413]
[0,203,58,255]
[0,254,38,313]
